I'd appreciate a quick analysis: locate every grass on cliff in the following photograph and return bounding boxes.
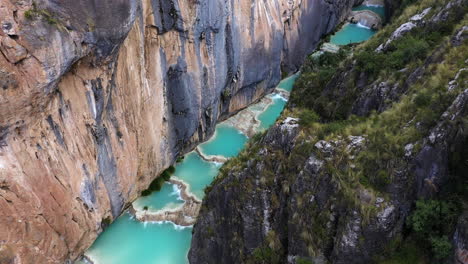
[378,239,428,264]
[290,29,466,203]
[208,1,468,214]
[290,0,468,191]
[25,3,60,25]
[285,1,468,261]
[202,0,467,262]
[291,0,467,121]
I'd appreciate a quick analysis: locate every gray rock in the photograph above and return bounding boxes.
[376,22,416,52]
[404,143,414,157]
[349,10,383,29]
[454,211,468,264]
[409,7,432,21]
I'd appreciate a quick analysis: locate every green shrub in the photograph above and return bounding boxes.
[297,258,314,264]
[386,36,429,70]
[429,236,452,260]
[24,3,59,25]
[24,10,34,19]
[355,51,385,76]
[141,166,176,196]
[250,246,281,264]
[290,49,350,112]
[413,92,432,107]
[407,199,459,260]
[141,189,152,196]
[251,132,265,143]
[378,239,428,264]
[222,89,231,99]
[407,200,458,237]
[299,109,320,126]
[101,216,112,229]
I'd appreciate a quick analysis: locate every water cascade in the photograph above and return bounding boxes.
[79,4,381,263]
[330,4,384,45]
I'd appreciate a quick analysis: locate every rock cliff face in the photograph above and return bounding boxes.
[191,1,468,263]
[0,0,362,262]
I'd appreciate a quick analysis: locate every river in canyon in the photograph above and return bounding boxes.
[78,4,383,263]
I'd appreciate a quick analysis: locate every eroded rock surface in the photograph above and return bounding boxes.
[349,10,383,29]
[191,1,468,262]
[0,0,361,262]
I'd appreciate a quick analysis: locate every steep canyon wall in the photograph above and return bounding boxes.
[0,0,360,262]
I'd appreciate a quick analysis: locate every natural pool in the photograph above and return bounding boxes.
[81,9,381,261]
[81,88,287,264]
[330,23,377,46]
[171,152,221,199]
[198,124,248,158]
[133,183,184,212]
[84,214,192,264]
[257,94,287,131]
[277,73,300,92]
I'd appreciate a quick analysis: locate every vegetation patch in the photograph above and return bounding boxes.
[24,2,60,25]
[202,0,468,262]
[141,166,175,196]
[101,216,112,230]
[407,200,460,260]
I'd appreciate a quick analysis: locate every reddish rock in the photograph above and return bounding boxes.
[0,37,27,63]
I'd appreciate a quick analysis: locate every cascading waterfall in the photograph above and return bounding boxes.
[78,4,382,263]
[79,75,297,264]
[330,5,385,45]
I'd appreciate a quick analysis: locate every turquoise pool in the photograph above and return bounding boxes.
[82,79,295,264]
[78,18,384,259]
[133,183,184,212]
[257,94,288,131]
[172,152,221,199]
[81,17,382,260]
[277,73,300,92]
[330,23,377,46]
[198,124,248,158]
[85,214,192,264]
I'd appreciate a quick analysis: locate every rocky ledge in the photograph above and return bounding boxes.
[349,10,383,29]
[0,0,362,262]
[130,178,201,226]
[190,0,468,263]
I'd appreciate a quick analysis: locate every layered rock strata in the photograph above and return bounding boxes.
[0,0,361,262]
[190,1,468,263]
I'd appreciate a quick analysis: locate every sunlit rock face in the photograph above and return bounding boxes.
[0,0,360,262]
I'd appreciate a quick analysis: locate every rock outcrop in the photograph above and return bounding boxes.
[349,10,383,29]
[454,212,468,264]
[0,0,362,262]
[192,63,467,264]
[191,0,468,263]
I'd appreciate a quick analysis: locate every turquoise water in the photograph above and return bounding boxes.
[173,152,221,199]
[258,94,287,130]
[85,213,192,264]
[277,74,300,92]
[352,5,386,20]
[330,23,377,46]
[81,22,382,260]
[133,183,184,212]
[198,124,248,158]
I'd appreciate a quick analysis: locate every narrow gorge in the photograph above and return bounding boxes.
[0,0,466,263]
[1,0,362,263]
[192,0,468,263]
